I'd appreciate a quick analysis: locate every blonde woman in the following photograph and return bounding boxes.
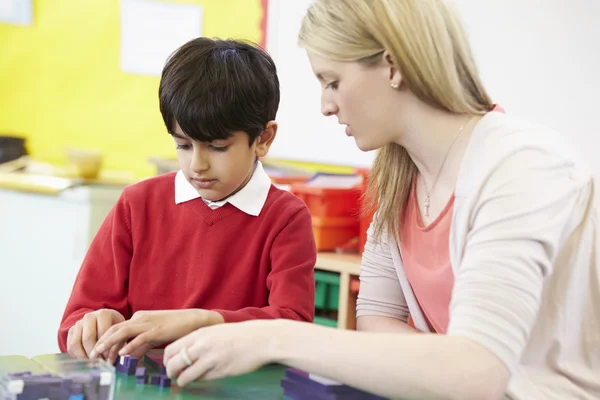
[160,1,600,399]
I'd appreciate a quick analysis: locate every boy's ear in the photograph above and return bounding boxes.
[255,121,278,157]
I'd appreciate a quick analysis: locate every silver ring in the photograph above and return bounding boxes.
[180,347,192,367]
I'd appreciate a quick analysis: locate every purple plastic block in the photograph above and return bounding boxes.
[115,356,130,374]
[135,367,147,378]
[99,385,111,400]
[115,355,139,376]
[127,356,139,369]
[159,375,171,388]
[48,378,74,399]
[135,366,148,385]
[17,387,51,400]
[68,372,94,385]
[149,374,161,386]
[144,353,166,374]
[21,375,63,386]
[18,378,62,400]
[23,373,53,379]
[8,371,32,378]
[282,372,389,400]
[115,360,128,375]
[281,378,332,400]
[69,382,84,395]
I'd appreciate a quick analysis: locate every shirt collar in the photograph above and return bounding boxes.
[174,161,272,216]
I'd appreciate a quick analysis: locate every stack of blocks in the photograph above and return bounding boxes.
[4,370,112,400]
[281,369,388,400]
[114,355,171,388]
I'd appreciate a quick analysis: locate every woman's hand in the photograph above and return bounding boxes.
[91,309,224,363]
[164,320,278,387]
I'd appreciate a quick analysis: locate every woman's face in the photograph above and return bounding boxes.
[307,51,403,152]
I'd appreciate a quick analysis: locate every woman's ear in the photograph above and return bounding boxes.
[382,50,402,90]
[255,121,278,157]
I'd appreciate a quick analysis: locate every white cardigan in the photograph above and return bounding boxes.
[356,111,600,399]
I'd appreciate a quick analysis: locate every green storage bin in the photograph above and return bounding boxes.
[314,316,338,328]
[314,270,340,311]
[315,280,327,309]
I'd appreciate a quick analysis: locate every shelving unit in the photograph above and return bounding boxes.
[314,252,361,330]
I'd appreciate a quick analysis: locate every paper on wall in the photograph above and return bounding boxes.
[119,0,203,76]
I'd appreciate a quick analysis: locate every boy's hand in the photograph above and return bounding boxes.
[67,309,125,360]
[92,309,224,362]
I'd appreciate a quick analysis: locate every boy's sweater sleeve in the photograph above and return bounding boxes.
[57,191,134,351]
[214,206,317,323]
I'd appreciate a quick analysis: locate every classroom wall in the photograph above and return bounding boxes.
[266,0,600,178]
[0,0,266,178]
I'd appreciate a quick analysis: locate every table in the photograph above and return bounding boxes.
[0,354,287,399]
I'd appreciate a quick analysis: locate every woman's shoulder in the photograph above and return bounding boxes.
[457,111,593,195]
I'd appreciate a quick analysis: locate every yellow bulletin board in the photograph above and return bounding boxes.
[0,0,266,178]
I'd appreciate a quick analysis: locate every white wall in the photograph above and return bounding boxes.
[266,0,376,167]
[267,0,600,176]
[456,0,600,178]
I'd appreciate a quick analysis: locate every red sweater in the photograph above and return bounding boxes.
[58,173,316,351]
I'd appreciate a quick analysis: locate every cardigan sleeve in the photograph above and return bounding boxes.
[447,147,591,374]
[356,217,410,322]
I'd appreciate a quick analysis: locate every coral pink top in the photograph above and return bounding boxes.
[400,181,455,333]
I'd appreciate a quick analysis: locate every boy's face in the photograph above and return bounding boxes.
[172,122,277,202]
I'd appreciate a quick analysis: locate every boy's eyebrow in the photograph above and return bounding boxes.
[169,131,231,144]
[169,132,188,140]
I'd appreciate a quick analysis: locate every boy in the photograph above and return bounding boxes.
[58,38,316,361]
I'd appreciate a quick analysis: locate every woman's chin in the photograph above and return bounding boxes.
[354,138,379,153]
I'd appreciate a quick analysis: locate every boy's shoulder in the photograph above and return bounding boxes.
[262,185,310,218]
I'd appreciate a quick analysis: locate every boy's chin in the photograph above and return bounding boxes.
[196,191,223,202]
[196,188,234,203]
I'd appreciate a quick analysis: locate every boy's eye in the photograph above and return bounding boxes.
[325,81,339,90]
[176,143,192,150]
[209,145,229,152]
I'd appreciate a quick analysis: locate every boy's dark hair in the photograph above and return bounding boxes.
[159,38,280,145]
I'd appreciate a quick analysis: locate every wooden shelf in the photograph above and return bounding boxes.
[315,252,361,275]
[314,252,362,330]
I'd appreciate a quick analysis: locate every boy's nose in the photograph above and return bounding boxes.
[190,149,209,174]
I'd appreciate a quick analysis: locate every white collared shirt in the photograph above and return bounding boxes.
[174,161,272,216]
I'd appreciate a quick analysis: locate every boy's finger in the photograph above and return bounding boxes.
[96,312,114,342]
[81,314,98,357]
[108,343,123,366]
[67,323,87,359]
[119,332,154,357]
[95,323,143,355]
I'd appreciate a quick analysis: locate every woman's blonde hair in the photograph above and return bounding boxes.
[299,0,492,243]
